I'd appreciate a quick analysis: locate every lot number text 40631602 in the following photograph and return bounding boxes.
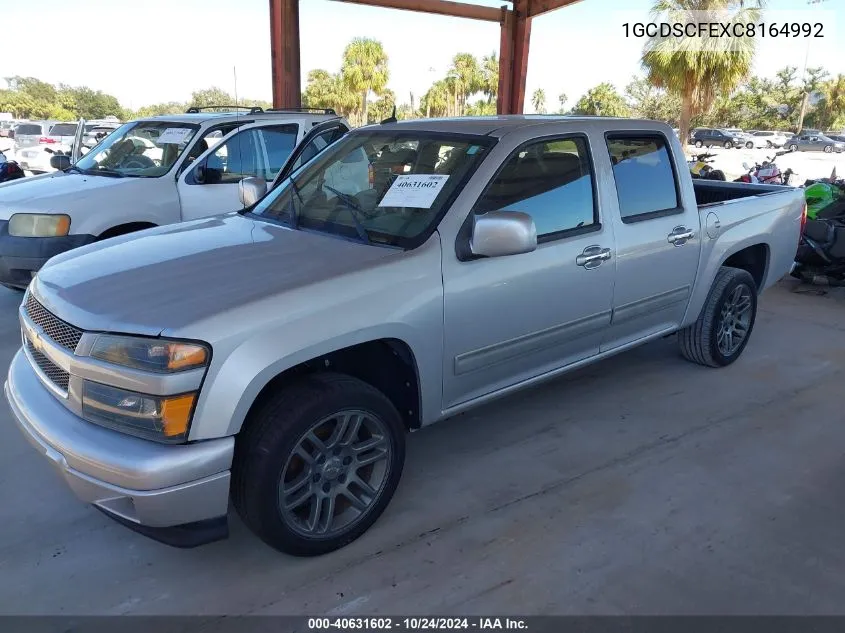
[307,617,528,631]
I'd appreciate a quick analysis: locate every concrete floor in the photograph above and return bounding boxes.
[1,280,845,617]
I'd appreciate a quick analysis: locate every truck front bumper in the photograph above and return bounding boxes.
[0,221,96,289]
[5,349,234,547]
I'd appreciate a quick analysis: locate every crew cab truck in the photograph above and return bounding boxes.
[5,117,805,556]
[0,107,351,289]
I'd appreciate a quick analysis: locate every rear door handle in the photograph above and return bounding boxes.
[576,245,612,269]
[668,226,695,246]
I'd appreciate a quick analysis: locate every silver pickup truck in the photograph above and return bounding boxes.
[5,117,805,556]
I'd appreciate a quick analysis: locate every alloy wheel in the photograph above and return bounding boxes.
[717,284,753,357]
[279,409,392,538]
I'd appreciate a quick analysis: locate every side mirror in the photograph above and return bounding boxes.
[50,154,71,171]
[238,177,267,207]
[470,211,537,258]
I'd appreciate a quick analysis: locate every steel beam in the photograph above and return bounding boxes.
[528,0,584,17]
[332,0,503,22]
[497,0,531,113]
[269,0,301,109]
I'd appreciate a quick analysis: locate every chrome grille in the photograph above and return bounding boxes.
[24,293,83,351]
[25,338,70,392]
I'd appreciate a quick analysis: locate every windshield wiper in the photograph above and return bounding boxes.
[323,184,371,244]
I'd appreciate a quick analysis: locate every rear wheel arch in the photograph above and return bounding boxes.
[721,243,770,292]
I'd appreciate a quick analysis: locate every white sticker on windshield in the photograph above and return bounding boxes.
[378,175,449,209]
[157,127,193,145]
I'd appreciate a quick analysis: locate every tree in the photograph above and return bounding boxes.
[558,92,568,114]
[814,74,845,131]
[342,38,389,126]
[5,76,57,103]
[532,88,547,114]
[369,90,396,123]
[420,80,451,118]
[302,69,357,118]
[132,102,186,118]
[449,53,481,116]
[571,83,631,117]
[189,87,236,109]
[58,86,123,119]
[641,0,762,148]
[796,66,828,133]
[625,76,681,124]
[481,53,499,105]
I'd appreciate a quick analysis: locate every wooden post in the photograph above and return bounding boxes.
[497,1,532,114]
[270,0,301,109]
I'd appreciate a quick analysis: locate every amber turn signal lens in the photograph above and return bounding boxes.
[161,393,197,437]
[167,345,208,371]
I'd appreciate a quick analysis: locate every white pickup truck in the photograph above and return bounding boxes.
[0,107,352,289]
[5,116,805,557]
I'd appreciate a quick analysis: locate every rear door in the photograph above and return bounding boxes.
[600,131,702,351]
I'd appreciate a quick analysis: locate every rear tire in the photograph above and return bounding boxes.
[695,140,703,148]
[824,145,832,153]
[789,144,798,152]
[724,141,733,149]
[745,141,753,149]
[232,372,406,556]
[678,267,758,368]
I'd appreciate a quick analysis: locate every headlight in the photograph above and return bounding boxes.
[90,334,209,373]
[8,213,70,237]
[82,381,196,442]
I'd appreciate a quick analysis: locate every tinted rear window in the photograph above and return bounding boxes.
[16,124,43,135]
[606,134,680,221]
[49,123,78,136]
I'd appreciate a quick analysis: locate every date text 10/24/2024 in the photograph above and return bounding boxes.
[308,618,528,631]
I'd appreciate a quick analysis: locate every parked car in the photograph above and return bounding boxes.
[80,122,122,151]
[12,120,58,172]
[747,130,789,149]
[785,133,845,153]
[0,107,353,289]
[724,128,750,141]
[691,128,746,149]
[5,117,805,556]
[0,120,17,138]
[826,134,845,144]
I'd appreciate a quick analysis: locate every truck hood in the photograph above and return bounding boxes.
[33,214,395,336]
[0,171,136,220]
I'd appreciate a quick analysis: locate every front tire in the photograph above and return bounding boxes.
[678,267,758,368]
[789,144,798,152]
[824,145,832,153]
[232,372,406,556]
[745,141,753,149]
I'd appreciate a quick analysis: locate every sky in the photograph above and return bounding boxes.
[1,0,843,113]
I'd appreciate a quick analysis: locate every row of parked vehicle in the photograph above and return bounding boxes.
[0,108,805,557]
[1,117,123,173]
[688,127,845,153]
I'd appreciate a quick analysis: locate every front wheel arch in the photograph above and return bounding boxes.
[98,222,158,240]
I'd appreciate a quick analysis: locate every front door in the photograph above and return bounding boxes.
[441,135,616,409]
[600,132,702,351]
[177,123,299,221]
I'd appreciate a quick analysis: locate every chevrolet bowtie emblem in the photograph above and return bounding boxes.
[30,330,42,352]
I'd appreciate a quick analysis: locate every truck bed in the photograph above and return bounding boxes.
[693,180,792,208]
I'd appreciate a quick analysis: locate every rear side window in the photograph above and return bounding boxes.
[15,124,42,135]
[606,134,680,222]
[49,123,77,136]
[475,136,597,239]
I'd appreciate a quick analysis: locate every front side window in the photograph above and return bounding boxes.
[474,137,596,238]
[607,134,679,221]
[203,129,262,184]
[74,120,199,177]
[252,131,493,248]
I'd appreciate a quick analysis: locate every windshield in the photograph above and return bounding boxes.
[74,120,199,177]
[251,131,493,248]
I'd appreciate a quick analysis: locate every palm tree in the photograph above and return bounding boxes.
[532,88,547,114]
[817,74,845,130]
[449,53,481,116]
[642,0,762,146]
[481,52,499,105]
[341,38,389,126]
[558,92,568,114]
[422,80,450,118]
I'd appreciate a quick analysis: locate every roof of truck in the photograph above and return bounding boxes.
[364,115,670,137]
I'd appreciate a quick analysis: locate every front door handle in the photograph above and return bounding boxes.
[668,226,695,246]
[576,245,612,269]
